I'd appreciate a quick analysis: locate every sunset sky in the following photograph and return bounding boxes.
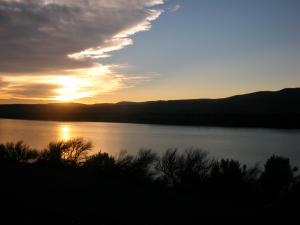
[0,0,299,104]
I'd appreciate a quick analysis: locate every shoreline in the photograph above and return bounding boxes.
[1,114,300,130]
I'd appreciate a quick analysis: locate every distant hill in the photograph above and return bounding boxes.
[1,88,300,128]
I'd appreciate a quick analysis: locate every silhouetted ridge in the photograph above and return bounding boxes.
[1,88,300,128]
[224,88,300,104]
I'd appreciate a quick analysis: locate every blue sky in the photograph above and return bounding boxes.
[0,0,299,104]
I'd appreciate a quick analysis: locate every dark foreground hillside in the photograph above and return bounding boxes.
[1,88,300,128]
[0,159,297,225]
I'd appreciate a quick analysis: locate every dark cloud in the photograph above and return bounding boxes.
[0,0,163,73]
[4,83,61,98]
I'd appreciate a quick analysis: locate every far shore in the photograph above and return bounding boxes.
[1,87,300,129]
[1,113,300,129]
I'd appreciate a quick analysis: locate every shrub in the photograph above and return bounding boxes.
[177,148,212,188]
[0,143,6,158]
[115,149,134,174]
[130,148,158,181]
[285,175,300,208]
[155,148,180,187]
[0,141,38,162]
[156,148,212,189]
[209,159,260,192]
[82,151,116,177]
[259,155,298,195]
[65,137,93,164]
[37,137,93,166]
[115,148,158,183]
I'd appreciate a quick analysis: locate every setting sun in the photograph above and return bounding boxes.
[50,77,90,101]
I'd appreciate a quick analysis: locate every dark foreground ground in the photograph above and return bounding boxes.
[0,160,297,225]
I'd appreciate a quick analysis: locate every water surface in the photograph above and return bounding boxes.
[1,119,300,167]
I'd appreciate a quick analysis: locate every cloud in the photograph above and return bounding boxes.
[170,4,180,12]
[0,64,159,101]
[0,75,62,99]
[3,83,61,99]
[0,0,165,101]
[0,0,164,73]
[0,77,9,87]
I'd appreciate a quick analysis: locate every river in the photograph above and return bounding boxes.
[1,118,300,167]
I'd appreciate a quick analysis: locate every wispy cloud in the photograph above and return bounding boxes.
[170,4,180,12]
[0,0,165,102]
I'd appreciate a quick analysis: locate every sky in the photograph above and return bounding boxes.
[0,0,299,104]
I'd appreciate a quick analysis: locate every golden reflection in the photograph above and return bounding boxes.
[59,125,70,140]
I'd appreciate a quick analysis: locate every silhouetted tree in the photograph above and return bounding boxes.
[176,148,212,189]
[210,159,260,193]
[115,149,134,176]
[115,148,158,182]
[82,151,116,177]
[155,148,180,187]
[64,137,93,164]
[0,143,6,158]
[0,141,38,162]
[156,148,213,189]
[130,148,158,181]
[37,137,93,166]
[259,155,298,195]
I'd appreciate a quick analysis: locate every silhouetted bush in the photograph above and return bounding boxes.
[155,148,180,187]
[156,148,213,190]
[115,148,158,183]
[2,137,300,204]
[81,151,116,177]
[209,159,260,198]
[131,148,158,181]
[284,175,300,210]
[259,155,298,196]
[115,149,134,175]
[0,141,38,162]
[177,148,212,190]
[0,143,6,158]
[81,148,158,183]
[36,137,93,167]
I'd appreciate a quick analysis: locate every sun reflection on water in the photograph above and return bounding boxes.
[59,125,70,140]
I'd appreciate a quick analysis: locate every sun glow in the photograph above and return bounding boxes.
[0,65,148,102]
[50,77,91,101]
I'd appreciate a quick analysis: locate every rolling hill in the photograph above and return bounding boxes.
[1,88,300,128]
